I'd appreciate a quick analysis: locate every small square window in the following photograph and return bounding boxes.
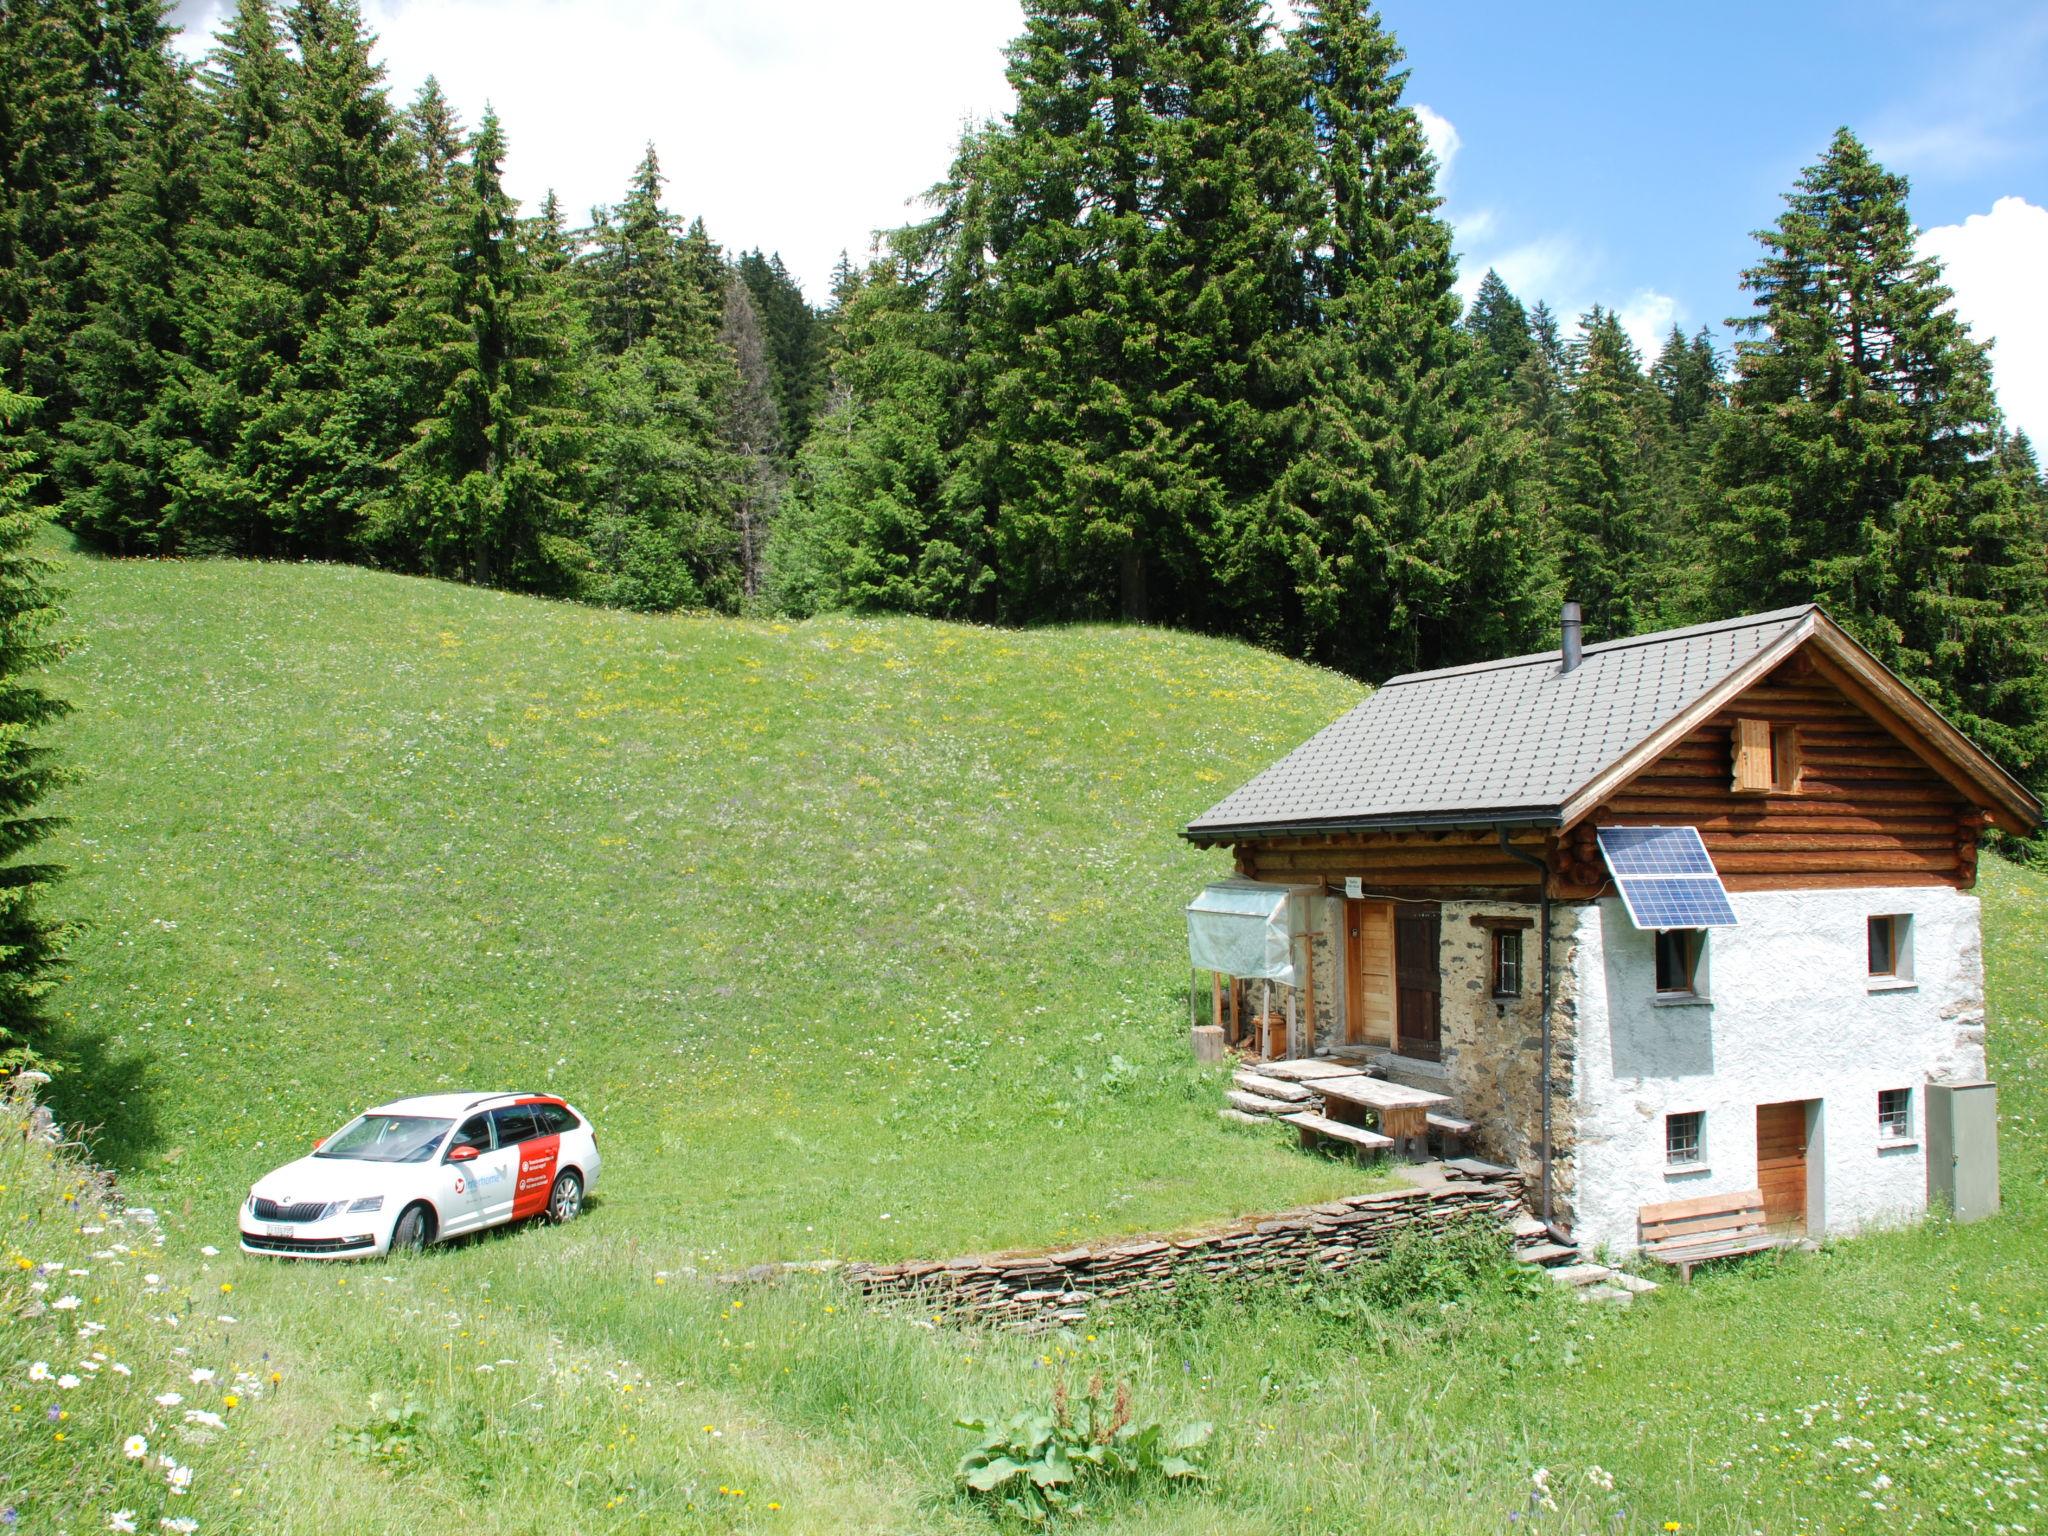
[1879,1087,1912,1140]
[1666,1110,1705,1166]
[1733,718,1803,794]
[1868,914,1913,979]
[1655,929,1705,996]
[1492,929,1523,997]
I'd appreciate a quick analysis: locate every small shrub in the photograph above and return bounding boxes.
[330,1393,474,1466]
[955,1375,1211,1524]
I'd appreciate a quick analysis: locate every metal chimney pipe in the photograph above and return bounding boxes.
[1560,602,1583,674]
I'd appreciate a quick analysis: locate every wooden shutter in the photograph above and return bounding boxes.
[1731,718,1773,793]
[1772,724,1803,793]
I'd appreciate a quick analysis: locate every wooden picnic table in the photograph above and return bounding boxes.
[1314,1075,1451,1158]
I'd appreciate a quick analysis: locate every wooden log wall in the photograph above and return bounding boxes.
[1223,651,1991,900]
[1561,657,1984,896]
[1236,829,1547,900]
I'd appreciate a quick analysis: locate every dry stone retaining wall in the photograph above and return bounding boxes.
[842,1165,1526,1332]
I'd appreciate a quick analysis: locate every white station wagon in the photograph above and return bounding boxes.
[239,1092,601,1259]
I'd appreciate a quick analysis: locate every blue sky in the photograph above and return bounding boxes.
[169,0,2047,439]
[1392,2,2047,358]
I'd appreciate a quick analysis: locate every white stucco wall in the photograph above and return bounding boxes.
[1571,884,1987,1258]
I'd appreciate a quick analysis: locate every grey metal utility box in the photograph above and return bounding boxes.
[1927,1081,1999,1223]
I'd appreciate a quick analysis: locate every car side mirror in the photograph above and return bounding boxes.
[448,1145,479,1163]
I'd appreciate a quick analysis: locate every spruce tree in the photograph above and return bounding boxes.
[768,176,992,620]
[717,271,782,600]
[1707,128,2046,781]
[1554,306,1665,639]
[364,109,583,592]
[1280,0,1508,675]
[55,57,208,552]
[1465,268,1531,399]
[0,389,71,1060]
[0,0,175,477]
[735,250,825,448]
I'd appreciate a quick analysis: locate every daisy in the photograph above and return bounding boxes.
[165,1464,193,1495]
[26,1362,50,1382]
[124,1434,149,1460]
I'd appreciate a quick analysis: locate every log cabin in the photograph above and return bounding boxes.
[1183,604,2041,1257]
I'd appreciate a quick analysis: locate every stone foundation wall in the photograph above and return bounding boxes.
[1436,901,1581,1224]
[842,1166,1525,1332]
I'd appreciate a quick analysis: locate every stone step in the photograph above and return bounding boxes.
[1224,1088,1296,1118]
[1280,1110,1395,1152]
[1233,1068,1314,1103]
[1513,1241,1580,1267]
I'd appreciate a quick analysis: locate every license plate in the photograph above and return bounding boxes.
[264,1225,293,1239]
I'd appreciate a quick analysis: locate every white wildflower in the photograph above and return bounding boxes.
[52,1295,82,1310]
[165,1463,193,1495]
[27,1361,51,1382]
[124,1434,148,1460]
[57,1373,82,1389]
[154,1391,183,1407]
[183,1410,225,1430]
[108,1511,139,1534]
[187,1368,215,1384]
[160,1520,198,1534]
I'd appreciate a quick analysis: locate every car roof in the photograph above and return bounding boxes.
[360,1091,569,1118]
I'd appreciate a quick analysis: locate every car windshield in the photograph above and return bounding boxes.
[313,1114,452,1164]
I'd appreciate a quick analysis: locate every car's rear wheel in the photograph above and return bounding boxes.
[546,1170,583,1225]
[391,1203,434,1253]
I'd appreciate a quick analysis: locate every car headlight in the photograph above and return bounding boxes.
[346,1196,384,1214]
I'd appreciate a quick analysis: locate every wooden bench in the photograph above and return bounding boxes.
[1282,1110,1395,1156]
[1637,1188,1788,1281]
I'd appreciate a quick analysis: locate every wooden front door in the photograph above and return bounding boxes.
[1756,1101,1811,1233]
[1394,906,1442,1061]
[1343,899,1394,1046]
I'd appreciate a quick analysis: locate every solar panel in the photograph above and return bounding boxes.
[1595,825,1737,930]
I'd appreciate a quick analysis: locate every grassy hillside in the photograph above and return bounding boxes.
[44,541,1374,1256]
[15,540,2047,1536]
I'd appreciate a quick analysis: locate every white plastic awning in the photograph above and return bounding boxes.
[1185,879,1315,983]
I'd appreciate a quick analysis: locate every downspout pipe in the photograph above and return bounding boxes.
[1497,824,1561,1238]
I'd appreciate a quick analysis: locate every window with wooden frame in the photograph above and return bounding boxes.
[1878,1087,1912,1141]
[1665,1110,1705,1167]
[1868,914,1913,981]
[1731,718,1802,794]
[1654,929,1706,997]
[1492,928,1523,998]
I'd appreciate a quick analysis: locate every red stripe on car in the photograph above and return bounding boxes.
[512,1134,560,1220]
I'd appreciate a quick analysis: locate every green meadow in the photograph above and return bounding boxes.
[8,540,2046,1535]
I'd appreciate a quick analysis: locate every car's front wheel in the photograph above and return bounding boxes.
[390,1203,435,1253]
[546,1170,583,1225]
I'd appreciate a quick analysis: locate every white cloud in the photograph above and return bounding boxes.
[1921,195,2048,445]
[168,0,1019,302]
[1414,104,1459,184]
[1616,289,1681,364]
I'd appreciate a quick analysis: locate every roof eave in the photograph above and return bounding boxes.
[1182,806,1565,846]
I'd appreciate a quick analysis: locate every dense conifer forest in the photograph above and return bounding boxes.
[4,0,2045,804]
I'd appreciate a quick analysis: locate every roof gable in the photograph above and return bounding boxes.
[1187,606,2042,840]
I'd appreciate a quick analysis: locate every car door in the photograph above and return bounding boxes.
[492,1102,560,1224]
[438,1112,499,1236]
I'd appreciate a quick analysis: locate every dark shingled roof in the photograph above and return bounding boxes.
[1186,607,1817,837]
